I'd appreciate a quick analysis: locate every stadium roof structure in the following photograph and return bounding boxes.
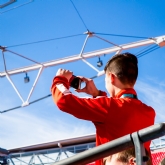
[0,134,96,165]
[1,124,165,165]
[0,35,165,113]
[8,134,95,153]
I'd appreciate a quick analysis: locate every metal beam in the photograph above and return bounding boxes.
[0,35,164,109]
[37,155,44,165]
[0,35,165,77]
[9,157,15,165]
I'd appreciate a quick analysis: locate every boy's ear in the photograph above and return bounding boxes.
[110,73,115,83]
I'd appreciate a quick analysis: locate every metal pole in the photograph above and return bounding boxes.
[132,132,146,165]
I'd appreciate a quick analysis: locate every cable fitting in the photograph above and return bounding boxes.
[155,37,165,47]
[84,31,94,37]
[22,102,29,107]
[0,46,7,52]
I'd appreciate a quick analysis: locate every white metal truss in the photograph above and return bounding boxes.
[5,136,165,165]
[151,136,165,150]
[7,142,94,165]
[0,34,165,108]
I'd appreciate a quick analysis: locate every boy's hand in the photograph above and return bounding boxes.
[56,68,73,81]
[75,76,99,97]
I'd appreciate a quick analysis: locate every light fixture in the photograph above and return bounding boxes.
[97,57,103,67]
[24,73,30,83]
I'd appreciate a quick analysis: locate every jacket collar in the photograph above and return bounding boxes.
[115,88,137,98]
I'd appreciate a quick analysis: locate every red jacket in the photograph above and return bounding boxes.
[51,76,155,165]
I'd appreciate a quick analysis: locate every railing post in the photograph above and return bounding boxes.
[132,132,147,165]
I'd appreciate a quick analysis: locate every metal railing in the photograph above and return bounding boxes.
[52,123,165,165]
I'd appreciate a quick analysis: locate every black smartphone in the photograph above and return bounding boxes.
[69,75,81,89]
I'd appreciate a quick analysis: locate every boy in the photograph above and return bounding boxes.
[51,52,155,165]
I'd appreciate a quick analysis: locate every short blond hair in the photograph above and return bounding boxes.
[104,147,151,165]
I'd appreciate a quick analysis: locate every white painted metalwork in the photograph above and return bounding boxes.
[7,142,95,165]
[1,35,165,77]
[82,59,100,73]
[150,136,165,150]
[22,66,44,107]
[0,34,165,107]
[79,34,89,57]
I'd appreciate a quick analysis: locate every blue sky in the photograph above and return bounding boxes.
[0,0,165,149]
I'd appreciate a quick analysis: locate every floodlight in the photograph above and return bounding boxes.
[24,73,30,83]
[97,57,103,67]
